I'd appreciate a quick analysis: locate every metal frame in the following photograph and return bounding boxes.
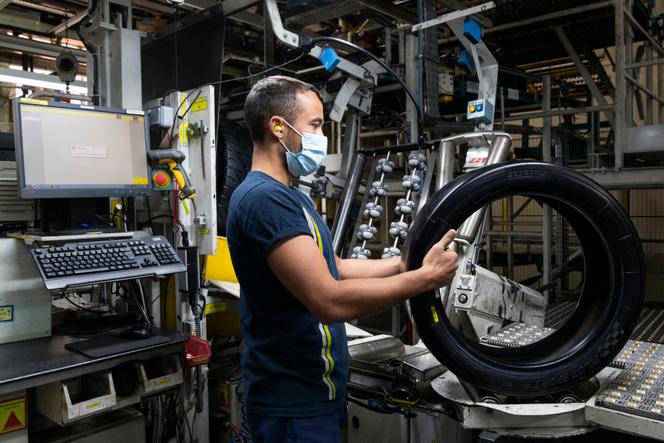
[489,0,664,186]
[411,1,495,32]
[264,0,374,123]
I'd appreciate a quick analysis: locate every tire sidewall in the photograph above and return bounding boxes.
[407,161,644,395]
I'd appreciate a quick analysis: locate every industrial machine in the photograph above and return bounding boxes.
[3,91,203,441]
[1,0,660,441]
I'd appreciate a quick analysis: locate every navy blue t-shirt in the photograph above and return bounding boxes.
[226,171,348,417]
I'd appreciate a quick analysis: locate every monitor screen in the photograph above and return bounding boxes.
[13,99,152,198]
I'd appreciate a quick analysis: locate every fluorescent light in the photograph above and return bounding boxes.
[0,67,87,95]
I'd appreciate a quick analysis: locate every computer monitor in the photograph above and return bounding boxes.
[13,99,152,199]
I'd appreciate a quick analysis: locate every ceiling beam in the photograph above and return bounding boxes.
[0,34,87,61]
[222,0,261,16]
[354,0,417,24]
[286,1,365,26]
[0,11,53,34]
[0,66,87,91]
[49,10,87,36]
[228,10,263,28]
[438,0,492,27]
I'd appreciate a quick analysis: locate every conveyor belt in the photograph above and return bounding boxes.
[596,340,664,421]
[480,322,555,347]
[481,321,664,421]
[632,308,664,343]
[543,303,664,343]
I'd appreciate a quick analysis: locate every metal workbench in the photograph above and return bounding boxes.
[0,329,187,396]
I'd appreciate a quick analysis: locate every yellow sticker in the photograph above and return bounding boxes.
[132,177,149,185]
[0,306,13,322]
[198,228,210,235]
[191,97,208,113]
[19,98,48,106]
[431,306,440,324]
[155,377,172,386]
[0,397,26,435]
[204,302,228,315]
[84,401,102,410]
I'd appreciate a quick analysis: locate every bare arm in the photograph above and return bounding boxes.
[267,230,458,324]
[335,256,402,279]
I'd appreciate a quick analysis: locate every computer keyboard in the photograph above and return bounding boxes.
[32,235,186,290]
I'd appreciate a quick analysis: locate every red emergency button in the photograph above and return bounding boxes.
[153,171,171,188]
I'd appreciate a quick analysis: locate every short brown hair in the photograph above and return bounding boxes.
[243,75,322,143]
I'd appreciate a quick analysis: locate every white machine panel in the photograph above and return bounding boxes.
[0,238,51,344]
[172,86,217,255]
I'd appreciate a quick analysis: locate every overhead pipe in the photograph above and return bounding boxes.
[75,0,100,106]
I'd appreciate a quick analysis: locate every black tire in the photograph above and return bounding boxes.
[216,119,253,235]
[405,161,644,396]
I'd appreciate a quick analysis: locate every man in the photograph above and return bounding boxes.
[227,75,458,442]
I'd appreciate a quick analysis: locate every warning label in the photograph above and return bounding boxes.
[0,397,26,435]
[0,306,13,322]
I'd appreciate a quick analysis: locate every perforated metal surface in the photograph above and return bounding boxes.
[484,308,664,346]
[543,303,664,343]
[480,322,555,347]
[480,325,664,420]
[597,341,664,421]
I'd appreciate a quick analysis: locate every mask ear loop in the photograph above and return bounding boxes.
[278,138,292,153]
[277,118,302,153]
[281,119,303,138]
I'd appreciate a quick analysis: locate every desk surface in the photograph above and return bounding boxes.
[0,329,187,395]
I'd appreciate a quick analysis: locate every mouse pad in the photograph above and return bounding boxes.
[65,335,172,358]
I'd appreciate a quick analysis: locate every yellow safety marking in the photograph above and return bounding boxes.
[431,306,440,324]
[178,120,189,144]
[180,199,190,215]
[132,177,149,185]
[19,98,48,105]
[322,324,336,399]
[310,214,323,252]
[0,397,26,435]
[204,302,228,315]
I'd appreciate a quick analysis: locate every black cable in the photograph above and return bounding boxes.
[174,6,179,91]
[164,51,307,140]
[138,214,184,231]
[75,0,100,105]
[168,88,203,144]
[215,13,226,157]
[310,36,424,148]
[61,292,105,313]
[144,196,154,232]
[166,195,190,247]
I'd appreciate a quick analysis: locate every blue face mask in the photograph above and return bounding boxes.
[278,119,328,177]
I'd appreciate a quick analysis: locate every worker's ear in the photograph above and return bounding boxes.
[269,116,284,139]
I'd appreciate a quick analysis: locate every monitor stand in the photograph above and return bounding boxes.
[40,198,120,234]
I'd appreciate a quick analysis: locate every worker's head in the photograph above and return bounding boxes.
[244,75,324,149]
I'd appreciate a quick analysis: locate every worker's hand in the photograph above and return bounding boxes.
[420,229,458,289]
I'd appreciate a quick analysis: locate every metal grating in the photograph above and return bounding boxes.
[481,307,664,348]
[0,161,34,223]
[596,341,664,421]
[480,322,555,347]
